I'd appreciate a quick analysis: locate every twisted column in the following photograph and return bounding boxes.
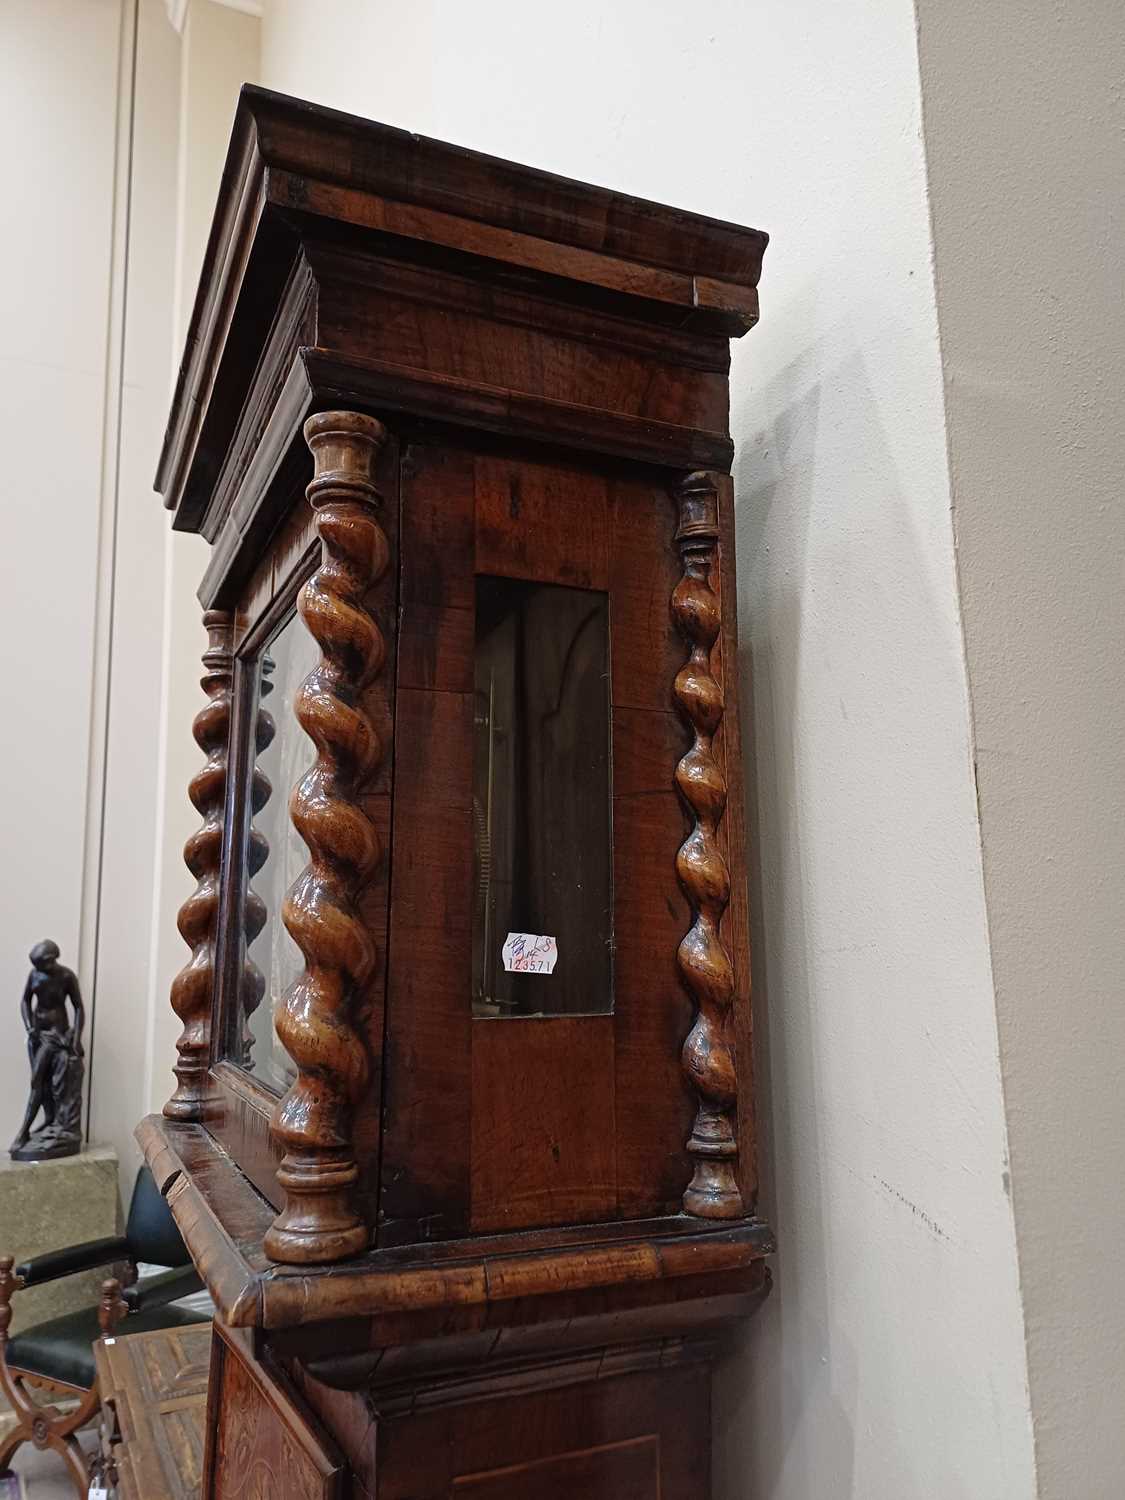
[239,658,275,1070]
[164,610,234,1121]
[671,472,744,1219]
[265,411,388,1264]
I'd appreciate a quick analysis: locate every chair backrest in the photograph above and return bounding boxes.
[125,1166,192,1267]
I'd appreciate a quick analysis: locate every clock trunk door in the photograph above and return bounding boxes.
[378,439,697,1245]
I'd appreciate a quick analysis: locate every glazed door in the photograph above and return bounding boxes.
[378,439,699,1244]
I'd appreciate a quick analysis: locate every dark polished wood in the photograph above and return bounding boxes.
[264,411,389,1265]
[141,84,771,1499]
[140,1115,772,1341]
[672,472,743,1218]
[165,611,234,1124]
[289,1343,714,1500]
[157,88,767,545]
[379,447,707,1245]
[237,654,274,1070]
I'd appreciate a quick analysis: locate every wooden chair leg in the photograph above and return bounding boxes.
[0,1264,127,1499]
[0,1426,25,1477]
[0,1256,34,1477]
[0,1377,102,1499]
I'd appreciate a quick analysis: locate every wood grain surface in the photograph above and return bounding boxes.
[94,1323,212,1500]
[164,612,234,1124]
[266,413,389,1265]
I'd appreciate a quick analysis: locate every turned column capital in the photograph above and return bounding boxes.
[303,409,387,497]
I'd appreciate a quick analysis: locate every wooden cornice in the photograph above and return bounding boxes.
[157,85,768,533]
[242,86,767,285]
[194,341,739,612]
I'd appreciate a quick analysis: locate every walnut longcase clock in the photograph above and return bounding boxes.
[138,84,774,1500]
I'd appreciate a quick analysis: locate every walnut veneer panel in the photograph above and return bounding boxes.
[204,1324,342,1500]
[377,1363,708,1500]
[453,1435,660,1499]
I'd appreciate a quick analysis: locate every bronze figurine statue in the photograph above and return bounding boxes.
[10,941,85,1161]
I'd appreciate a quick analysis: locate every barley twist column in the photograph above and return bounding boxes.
[164,610,234,1121]
[671,471,744,1218]
[239,658,275,1069]
[264,411,387,1264]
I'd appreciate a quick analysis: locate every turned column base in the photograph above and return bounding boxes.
[263,1155,369,1264]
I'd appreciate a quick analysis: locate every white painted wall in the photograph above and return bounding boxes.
[917,4,1125,1494]
[87,0,184,1187]
[258,4,1036,1495]
[146,0,260,1127]
[0,0,124,1151]
[0,0,255,1198]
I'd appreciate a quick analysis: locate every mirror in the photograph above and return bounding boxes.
[236,610,319,1089]
[471,575,613,1018]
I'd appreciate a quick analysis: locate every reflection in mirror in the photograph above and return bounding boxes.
[472,575,613,1018]
[238,610,319,1090]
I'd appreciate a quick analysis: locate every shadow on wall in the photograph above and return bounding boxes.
[720,352,856,1499]
[713,327,955,1497]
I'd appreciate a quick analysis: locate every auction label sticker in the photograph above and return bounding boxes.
[502,933,558,974]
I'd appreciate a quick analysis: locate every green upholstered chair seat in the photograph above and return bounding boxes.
[7,1300,209,1389]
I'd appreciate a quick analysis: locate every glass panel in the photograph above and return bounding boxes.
[238,610,320,1089]
[472,575,613,1018]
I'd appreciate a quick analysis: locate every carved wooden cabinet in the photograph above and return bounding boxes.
[93,1324,212,1499]
[138,85,773,1500]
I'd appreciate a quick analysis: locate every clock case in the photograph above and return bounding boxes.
[138,85,774,1500]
